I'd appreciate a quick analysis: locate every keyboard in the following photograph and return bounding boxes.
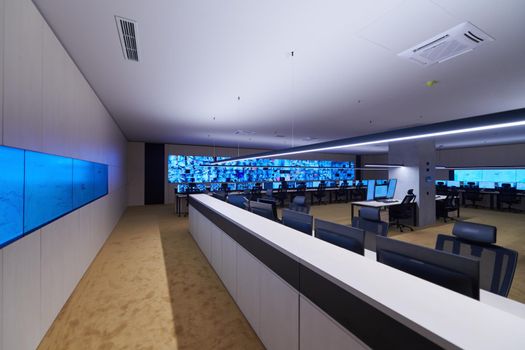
[379,199,398,203]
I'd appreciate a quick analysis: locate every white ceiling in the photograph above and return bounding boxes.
[33,0,525,153]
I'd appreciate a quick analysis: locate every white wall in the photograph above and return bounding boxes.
[1,0,127,349]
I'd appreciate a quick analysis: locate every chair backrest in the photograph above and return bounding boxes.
[315,219,365,255]
[499,187,518,202]
[250,200,278,221]
[401,194,416,205]
[226,194,248,209]
[289,195,310,214]
[282,208,313,235]
[435,221,518,297]
[351,207,389,251]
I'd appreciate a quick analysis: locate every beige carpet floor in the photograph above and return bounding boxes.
[39,202,525,349]
[38,205,263,350]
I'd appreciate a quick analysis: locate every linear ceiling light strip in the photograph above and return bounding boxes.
[210,108,525,165]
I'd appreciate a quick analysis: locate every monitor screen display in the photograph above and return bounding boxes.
[367,180,376,200]
[447,181,460,187]
[517,183,525,191]
[374,185,388,199]
[0,146,24,245]
[24,151,73,232]
[478,181,495,189]
[387,179,397,199]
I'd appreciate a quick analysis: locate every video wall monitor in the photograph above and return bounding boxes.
[0,146,24,245]
[517,183,525,191]
[447,181,460,187]
[478,181,495,190]
[376,236,480,300]
[24,151,73,232]
[367,180,376,200]
[374,185,388,199]
[387,179,397,199]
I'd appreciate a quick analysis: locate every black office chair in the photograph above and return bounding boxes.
[249,183,263,201]
[436,189,460,222]
[435,221,518,297]
[464,186,483,208]
[313,181,327,205]
[288,195,310,214]
[315,219,365,255]
[436,182,448,196]
[389,192,416,232]
[282,208,313,235]
[335,180,349,203]
[275,180,289,207]
[226,194,249,209]
[499,186,521,212]
[352,207,389,251]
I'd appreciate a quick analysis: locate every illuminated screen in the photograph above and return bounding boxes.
[367,180,376,200]
[454,169,524,183]
[24,151,73,232]
[517,183,525,191]
[478,181,495,189]
[447,181,460,187]
[167,155,355,184]
[0,146,109,248]
[375,185,388,199]
[0,146,24,245]
[387,179,397,199]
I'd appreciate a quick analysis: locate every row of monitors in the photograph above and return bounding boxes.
[168,155,355,184]
[177,179,377,193]
[454,169,525,183]
[0,146,108,248]
[436,180,525,190]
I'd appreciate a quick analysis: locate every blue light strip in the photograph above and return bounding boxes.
[0,146,108,248]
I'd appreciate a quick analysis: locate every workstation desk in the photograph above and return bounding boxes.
[189,194,525,350]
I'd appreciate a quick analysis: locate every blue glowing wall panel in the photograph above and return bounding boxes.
[24,151,73,232]
[73,159,95,208]
[93,163,109,198]
[0,146,24,245]
[0,145,109,248]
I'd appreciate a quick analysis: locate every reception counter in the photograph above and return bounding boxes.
[188,194,525,350]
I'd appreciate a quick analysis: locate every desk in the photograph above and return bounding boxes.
[350,199,419,226]
[175,193,188,217]
[189,194,525,349]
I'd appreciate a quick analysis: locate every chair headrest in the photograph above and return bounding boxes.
[359,207,381,222]
[452,221,496,244]
[293,196,306,205]
[407,189,414,195]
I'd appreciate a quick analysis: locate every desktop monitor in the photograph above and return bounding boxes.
[517,183,525,191]
[272,182,281,189]
[447,181,460,188]
[497,182,515,188]
[376,236,480,299]
[374,185,388,199]
[387,179,397,199]
[478,181,495,190]
[367,180,376,200]
[312,181,320,188]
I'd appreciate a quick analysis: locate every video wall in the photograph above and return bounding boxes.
[0,146,108,248]
[167,155,355,184]
[454,169,525,183]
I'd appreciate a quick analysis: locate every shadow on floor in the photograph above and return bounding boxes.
[158,208,264,350]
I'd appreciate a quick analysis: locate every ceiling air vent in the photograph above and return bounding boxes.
[398,22,494,66]
[115,16,139,61]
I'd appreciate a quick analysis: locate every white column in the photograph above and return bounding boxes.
[388,140,436,227]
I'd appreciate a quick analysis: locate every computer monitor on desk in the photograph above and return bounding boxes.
[479,181,495,190]
[517,182,525,191]
[387,179,397,199]
[367,180,375,200]
[374,185,388,199]
[447,180,460,188]
[376,236,480,299]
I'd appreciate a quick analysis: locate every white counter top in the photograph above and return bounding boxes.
[190,194,525,349]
